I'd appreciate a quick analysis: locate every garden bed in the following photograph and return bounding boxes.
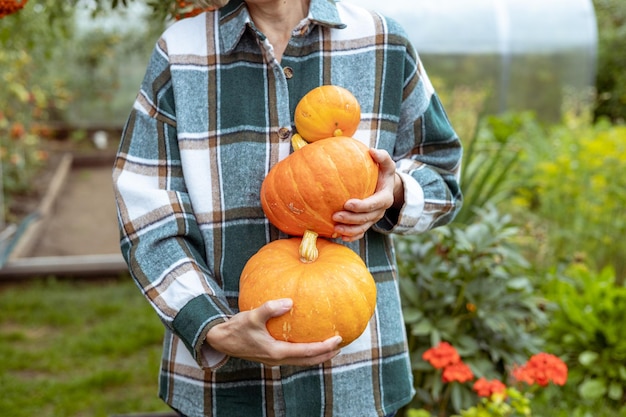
[0,133,127,279]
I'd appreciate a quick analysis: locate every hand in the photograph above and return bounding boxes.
[205,298,343,367]
[332,148,404,242]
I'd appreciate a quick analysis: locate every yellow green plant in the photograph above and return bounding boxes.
[512,113,626,279]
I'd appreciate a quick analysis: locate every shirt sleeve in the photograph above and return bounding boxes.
[112,40,230,369]
[375,36,463,235]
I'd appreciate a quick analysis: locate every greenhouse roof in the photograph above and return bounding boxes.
[343,0,597,55]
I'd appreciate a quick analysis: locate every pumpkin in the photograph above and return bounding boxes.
[260,135,378,259]
[294,85,361,142]
[238,237,377,347]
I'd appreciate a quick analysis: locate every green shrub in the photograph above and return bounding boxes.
[533,263,626,416]
[396,206,548,415]
[455,112,540,225]
[511,118,626,280]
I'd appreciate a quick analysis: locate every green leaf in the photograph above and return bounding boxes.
[578,350,600,366]
[579,378,608,400]
[411,320,433,336]
[506,277,531,291]
[399,277,420,306]
[450,382,463,413]
[455,335,480,354]
[619,366,626,381]
[402,307,423,324]
[406,409,432,417]
[608,381,623,401]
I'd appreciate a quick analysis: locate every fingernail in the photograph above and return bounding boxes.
[276,298,293,309]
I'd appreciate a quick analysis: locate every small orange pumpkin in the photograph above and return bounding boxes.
[294,85,361,142]
[238,237,377,347]
[260,135,378,240]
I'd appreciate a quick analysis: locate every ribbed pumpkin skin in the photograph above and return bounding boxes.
[260,136,379,237]
[238,237,377,347]
[294,85,361,142]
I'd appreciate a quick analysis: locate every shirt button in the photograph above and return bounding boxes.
[283,66,294,79]
[278,127,291,140]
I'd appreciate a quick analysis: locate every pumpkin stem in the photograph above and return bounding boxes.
[333,128,343,137]
[291,133,309,151]
[299,230,319,263]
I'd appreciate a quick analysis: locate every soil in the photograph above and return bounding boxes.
[29,164,120,257]
[5,135,122,260]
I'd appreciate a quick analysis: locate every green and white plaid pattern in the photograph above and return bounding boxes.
[112,1,462,416]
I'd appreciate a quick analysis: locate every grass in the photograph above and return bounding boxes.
[0,276,172,417]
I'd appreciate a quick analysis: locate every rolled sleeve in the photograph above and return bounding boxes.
[173,294,230,369]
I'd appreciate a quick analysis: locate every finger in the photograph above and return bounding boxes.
[338,223,368,240]
[369,148,396,173]
[337,199,386,218]
[252,299,293,324]
[268,336,343,366]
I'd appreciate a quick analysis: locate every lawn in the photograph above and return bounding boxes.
[0,277,172,417]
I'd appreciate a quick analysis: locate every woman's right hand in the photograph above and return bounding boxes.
[205,298,343,367]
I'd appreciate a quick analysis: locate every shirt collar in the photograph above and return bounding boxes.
[219,0,346,54]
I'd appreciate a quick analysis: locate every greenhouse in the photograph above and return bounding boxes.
[64,0,599,125]
[348,0,598,121]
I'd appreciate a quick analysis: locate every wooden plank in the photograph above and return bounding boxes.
[6,153,74,261]
[0,254,128,278]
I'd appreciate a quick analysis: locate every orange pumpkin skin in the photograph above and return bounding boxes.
[238,237,377,347]
[294,85,361,142]
[260,136,379,238]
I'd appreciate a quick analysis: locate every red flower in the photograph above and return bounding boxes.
[442,362,474,383]
[511,364,534,385]
[473,377,507,397]
[10,122,25,139]
[512,353,568,387]
[422,342,461,369]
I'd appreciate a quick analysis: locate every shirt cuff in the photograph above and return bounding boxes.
[375,171,425,233]
[172,294,231,370]
[199,334,229,369]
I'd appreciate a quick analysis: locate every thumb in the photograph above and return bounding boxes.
[259,298,293,321]
[369,148,394,171]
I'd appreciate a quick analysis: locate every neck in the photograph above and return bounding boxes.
[246,0,310,45]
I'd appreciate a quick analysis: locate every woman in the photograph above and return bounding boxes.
[113,0,463,416]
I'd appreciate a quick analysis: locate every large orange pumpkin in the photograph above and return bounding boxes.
[238,237,377,347]
[260,135,378,241]
[294,85,361,142]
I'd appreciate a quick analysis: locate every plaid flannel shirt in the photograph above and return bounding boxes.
[112,1,462,416]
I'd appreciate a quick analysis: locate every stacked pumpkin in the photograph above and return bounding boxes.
[239,86,379,347]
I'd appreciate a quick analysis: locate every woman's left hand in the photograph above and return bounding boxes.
[332,148,403,242]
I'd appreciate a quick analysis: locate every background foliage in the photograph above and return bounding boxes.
[512,117,626,280]
[593,0,626,123]
[0,1,76,198]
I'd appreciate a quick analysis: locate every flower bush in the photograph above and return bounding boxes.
[396,205,548,414]
[535,263,626,415]
[408,342,568,417]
